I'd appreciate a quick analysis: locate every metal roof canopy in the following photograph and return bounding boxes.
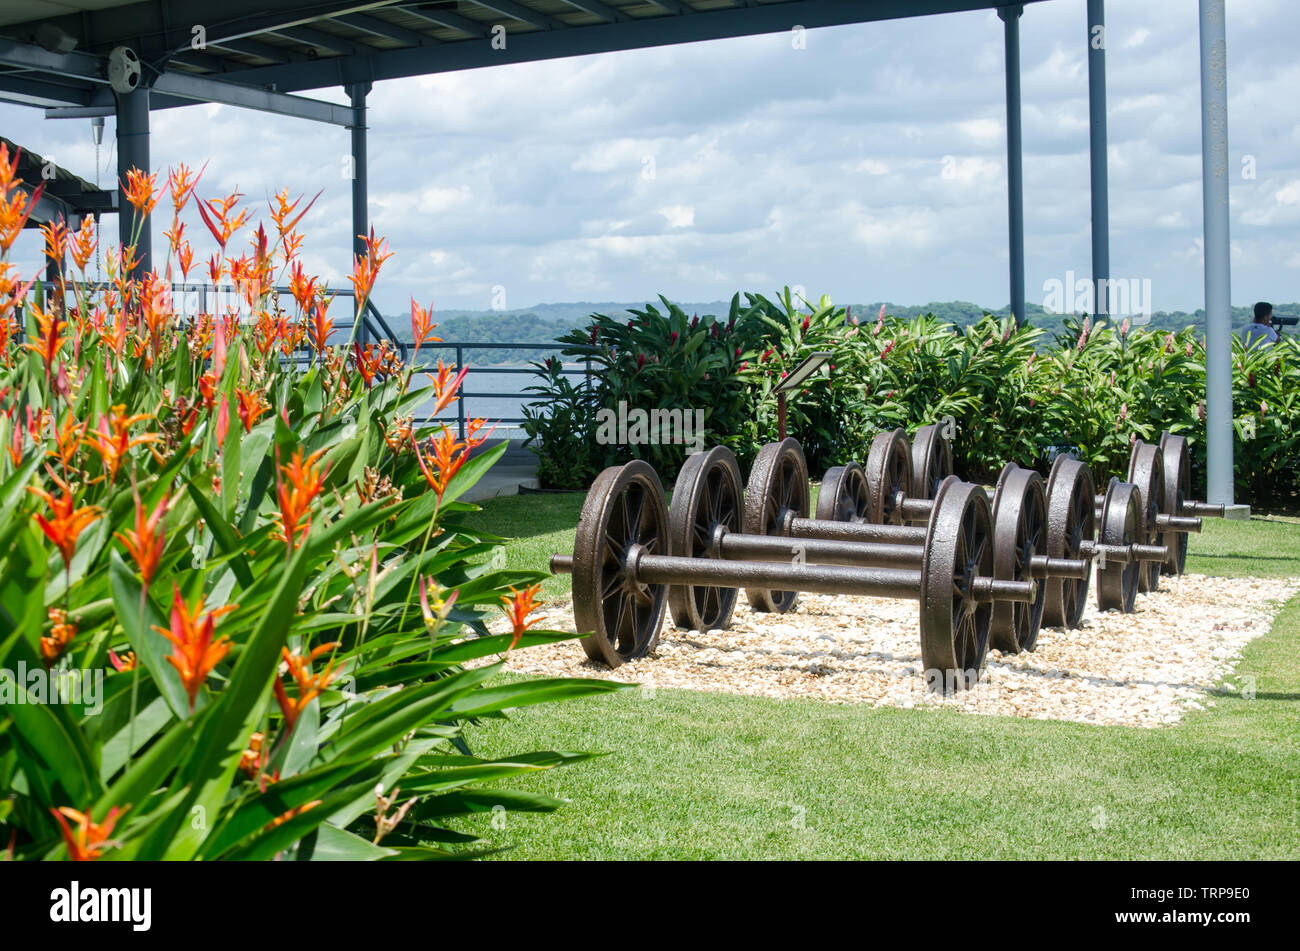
[0,0,1246,511]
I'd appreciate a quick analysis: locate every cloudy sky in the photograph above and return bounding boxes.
[4,0,1299,315]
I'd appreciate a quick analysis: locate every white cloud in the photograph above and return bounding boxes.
[659,205,695,228]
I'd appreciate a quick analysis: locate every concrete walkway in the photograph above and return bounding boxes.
[461,439,540,502]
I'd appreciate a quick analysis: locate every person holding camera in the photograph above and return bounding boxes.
[1242,301,1280,348]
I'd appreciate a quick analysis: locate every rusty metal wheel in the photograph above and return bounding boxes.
[864,428,912,525]
[667,447,743,632]
[573,461,670,667]
[1042,455,1096,629]
[910,423,954,502]
[816,461,871,522]
[920,476,994,691]
[988,464,1048,653]
[1095,478,1141,613]
[1159,432,1192,575]
[743,439,810,613]
[1126,441,1166,593]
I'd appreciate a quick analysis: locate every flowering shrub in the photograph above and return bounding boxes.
[527,288,1298,503]
[0,146,622,861]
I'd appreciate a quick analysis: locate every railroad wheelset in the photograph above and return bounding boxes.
[552,447,1037,691]
[856,427,1170,621]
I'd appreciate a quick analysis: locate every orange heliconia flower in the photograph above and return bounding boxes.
[176,240,194,279]
[108,648,137,672]
[266,800,321,831]
[82,406,160,482]
[196,191,250,250]
[424,359,469,416]
[501,583,545,652]
[41,607,78,664]
[114,488,168,585]
[347,228,393,307]
[50,805,128,861]
[275,446,328,552]
[235,387,267,432]
[269,187,322,237]
[273,641,341,728]
[22,304,66,377]
[49,413,87,467]
[412,420,490,503]
[0,143,42,253]
[167,162,204,214]
[153,583,236,712]
[28,473,101,570]
[288,260,318,313]
[410,298,440,353]
[352,342,383,387]
[40,217,68,265]
[121,167,160,217]
[69,216,97,271]
[309,300,334,355]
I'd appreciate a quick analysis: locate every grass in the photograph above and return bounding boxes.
[457,490,1300,859]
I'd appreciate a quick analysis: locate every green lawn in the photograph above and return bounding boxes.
[457,493,1300,859]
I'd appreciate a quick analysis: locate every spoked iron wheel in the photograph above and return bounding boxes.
[1126,442,1166,593]
[989,465,1049,653]
[817,462,872,523]
[1095,478,1141,613]
[864,428,913,524]
[668,447,743,631]
[910,423,954,503]
[919,476,993,691]
[743,439,810,612]
[573,461,670,667]
[1042,455,1096,629]
[1159,432,1192,575]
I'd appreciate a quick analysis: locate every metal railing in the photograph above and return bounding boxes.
[43,279,583,441]
[410,342,591,440]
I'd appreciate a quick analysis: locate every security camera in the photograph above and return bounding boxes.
[108,46,142,94]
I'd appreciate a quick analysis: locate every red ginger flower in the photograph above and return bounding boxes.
[153,583,236,712]
[50,805,128,861]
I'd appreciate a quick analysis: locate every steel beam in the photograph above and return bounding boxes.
[336,12,438,45]
[558,1,630,23]
[1198,0,1242,513]
[470,1,568,31]
[399,6,491,38]
[349,81,371,346]
[116,86,151,280]
[1087,0,1110,317]
[999,4,1026,326]
[220,0,1051,96]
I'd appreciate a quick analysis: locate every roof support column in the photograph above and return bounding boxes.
[1087,0,1110,317]
[1198,0,1245,514]
[348,81,372,346]
[999,4,1026,326]
[115,85,151,280]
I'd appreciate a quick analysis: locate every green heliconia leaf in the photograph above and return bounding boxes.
[185,478,255,589]
[108,551,191,720]
[153,540,312,860]
[298,823,398,861]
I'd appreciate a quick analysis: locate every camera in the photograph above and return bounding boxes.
[1272,314,1299,328]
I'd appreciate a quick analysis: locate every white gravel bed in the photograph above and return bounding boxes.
[483,573,1299,728]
